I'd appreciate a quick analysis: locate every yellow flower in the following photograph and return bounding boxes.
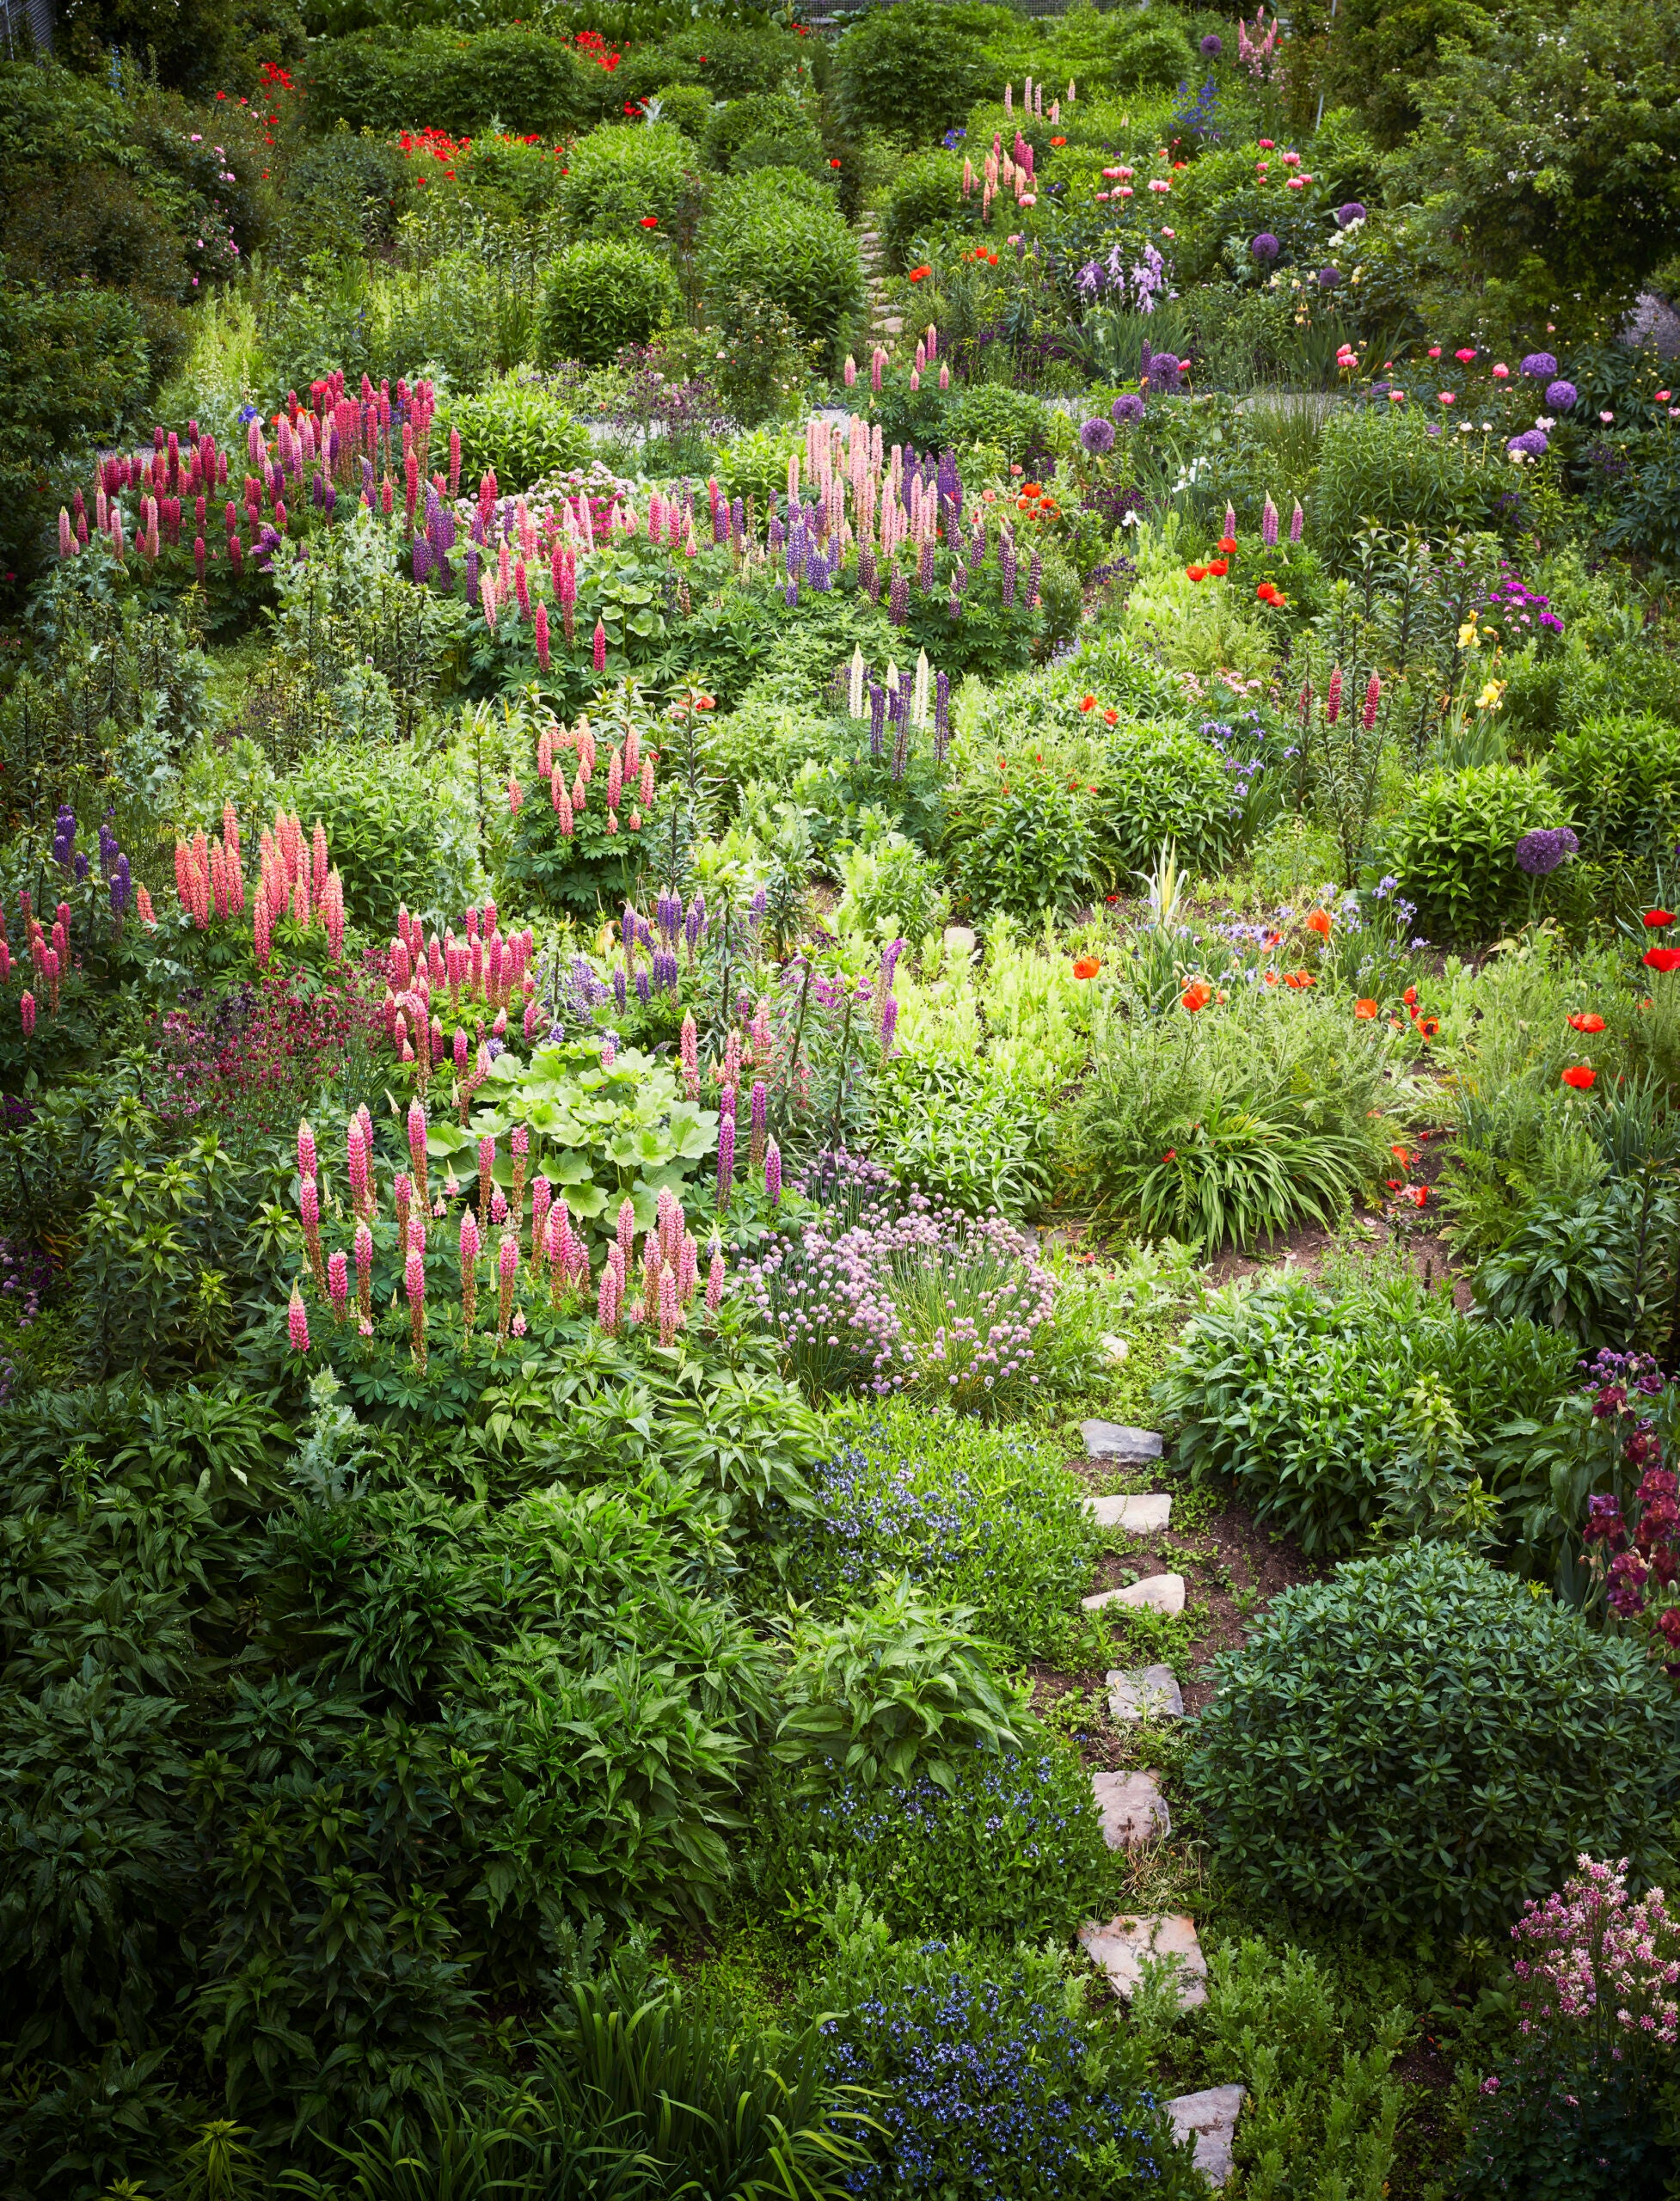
[1457,621,1479,648]
[1475,677,1506,711]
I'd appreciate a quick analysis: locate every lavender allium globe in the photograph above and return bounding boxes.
[1334,200,1368,227]
[1514,825,1579,875]
[1317,266,1341,289]
[1145,354,1184,392]
[1250,231,1280,262]
[1079,415,1116,455]
[1519,352,1559,380]
[1544,379,1578,412]
[1111,392,1146,425]
[1200,30,1223,53]
[1507,428,1549,459]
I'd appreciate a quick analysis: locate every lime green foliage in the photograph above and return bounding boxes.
[1384,763,1560,947]
[538,238,683,365]
[1548,713,1680,863]
[1188,1542,1680,1933]
[438,378,590,494]
[1312,406,1504,562]
[698,170,863,361]
[558,121,696,237]
[279,738,479,936]
[1160,1269,1579,1554]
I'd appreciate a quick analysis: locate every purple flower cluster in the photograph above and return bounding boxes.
[1514,826,1579,876]
[1485,573,1564,635]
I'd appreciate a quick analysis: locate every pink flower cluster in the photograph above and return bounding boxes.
[1513,1855,1680,2054]
[383,898,536,1100]
[174,800,346,965]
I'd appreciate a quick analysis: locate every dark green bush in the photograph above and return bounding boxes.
[613,25,805,107]
[832,0,1011,142]
[538,238,683,365]
[698,171,862,363]
[1186,1542,1680,1934]
[306,27,598,138]
[1548,712,1680,864]
[278,132,413,257]
[1386,763,1563,948]
[1108,15,1193,89]
[1312,404,1498,562]
[557,120,697,236]
[438,377,589,495]
[1092,726,1242,885]
[702,92,823,175]
[879,149,968,274]
[947,381,1052,463]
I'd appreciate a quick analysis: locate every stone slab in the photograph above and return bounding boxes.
[1100,1331,1131,1362]
[941,923,978,964]
[1078,1912,1207,2008]
[1084,1491,1172,1534]
[1082,1420,1165,1463]
[1166,2084,1246,2187]
[1092,1769,1169,1849]
[1082,1572,1185,1616]
[1106,1664,1185,1721]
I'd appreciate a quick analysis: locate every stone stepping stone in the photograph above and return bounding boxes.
[1092,1769,1169,1849]
[1166,2085,1246,2187]
[880,316,904,334]
[1107,1665,1185,1721]
[1078,1912,1207,2008]
[1100,1331,1130,1362]
[1082,1572,1185,1615]
[1084,1491,1171,1533]
[1082,1419,1164,1464]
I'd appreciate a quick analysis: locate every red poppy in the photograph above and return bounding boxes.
[1182,981,1213,1012]
[908,264,932,282]
[829,157,842,168]
[1567,1012,1607,1033]
[1186,565,1207,582]
[1078,694,1095,712]
[1644,910,1675,927]
[1354,998,1377,1019]
[640,215,659,227]
[1405,1185,1428,1209]
[1560,1064,1597,1090]
[1206,558,1229,577]
[1283,969,1315,989]
[1414,1015,1440,1039]
[1217,536,1237,555]
[1402,985,1418,1009]
[1103,708,1118,726]
[1262,969,1279,985]
[1305,909,1331,938]
[1162,1148,1178,1162]
[1644,947,1680,972]
[1391,1144,1413,1166]
[1073,956,1101,980]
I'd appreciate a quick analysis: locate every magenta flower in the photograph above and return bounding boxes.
[287,1285,310,1354]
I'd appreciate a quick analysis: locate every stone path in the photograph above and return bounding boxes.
[1107,1664,1185,1720]
[1166,2085,1246,2187]
[1082,1571,1185,1615]
[1092,1768,1169,1848]
[1082,1419,1164,1464]
[855,222,901,341]
[1078,1911,1208,2008]
[1085,1491,1171,1532]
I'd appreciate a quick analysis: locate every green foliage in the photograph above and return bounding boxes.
[831,0,1011,142]
[1159,1270,1580,1554]
[698,170,863,364]
[556,120,696,237]
[305,28,601,139]
[437,377,591,495]
[1548,713,1680,866]
[947,382,1052,464]
[774,1575,1023,1794]
[537,238,684,366]
[879,150,967,275]
[1093,726,1244,884]
[277,738,479,936]
[1312,405,1500,563]
[1386,763,1561,947]
[1107,14,1193,89]
[1186,1542,1680,1934]
[612,25,806,107]
[702,93,825,178]
[945,766,1097,921]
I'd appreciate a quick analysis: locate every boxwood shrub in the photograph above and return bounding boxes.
[538,238,683,365]
[1186,1542,1680,1934]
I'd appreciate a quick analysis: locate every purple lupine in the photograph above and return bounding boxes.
[750,1078,768,1167]
[1261,494,1279,547]
[999,528,1016,608]
[413,538,433,583]
[716,1111,736,1209]
[686,892,707,953]
[868,682,886,758]
[766,1138,782,1206]
[612,968,627,1013]
[934,671,950,763]
[465,546,481,606]
[880,937,904,999]
[889,572,909,627]
[111,855,132,919]
[1027,549,1041,609]
[1290,500,1304,544]
[731,496,745,547]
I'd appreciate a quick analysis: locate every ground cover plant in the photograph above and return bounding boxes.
[3,3,1680,2193]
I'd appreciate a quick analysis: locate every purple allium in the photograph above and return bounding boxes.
[1079,415,1116,456]
[1334,201,1367,227]
[1200,31,1223,53]
[1514,825,1579,875]
[1544,379,1578,412]
[1507,428,1549,459]
[1317,266,1341,288]
[1250,232,1280,262]
[1111,393,1145,425]
[1519,352,1559,380]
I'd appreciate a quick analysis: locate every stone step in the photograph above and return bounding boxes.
[1166,2085,1245,2187]
[1085,1491,1171,1533]
[1100,1331,1130,1362]
[1082,1419,1164,1464]
[1106,1664,1185,1721]
[1079,1911,1207,2008]
[1082,1572,1184,1616]
[1092,1768,1168,1848]
[879,316,904,335]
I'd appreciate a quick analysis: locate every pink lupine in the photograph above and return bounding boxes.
[355,1219,373,1321]
[658,1261,680,1347]
[677,1229,699,1304]
[298,1118,318,1184]
[458,1207,481,1335]
[299,1174,325,1291]
[20,991,35,1038]
[705,1241,726,1317]
[639,758,654,808]
[616,1196,636,1277]
[766,1137,782,1207]
[1325,665,1343,725]
[408,1097,429,1210]
[530,1175,552,1275]
[477,1134,496,1221]
[598,1249,622,1334]
[507,776,524,818]
[592,619,606,672]
[287,1285,311,1355]
[328,1249,349,1321]
[606,747,622,810]
[510,1124,528,1226]
[749,1080,768,1169]
[495,1231,518,1342]
[715,1112,735,1210]
[535,602,550,670]
[405,1243,427,1371]
[395,1171,412,1246]
[1363,671,1382,729]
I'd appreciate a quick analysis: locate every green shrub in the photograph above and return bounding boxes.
[278,739,478,935]
[698,171,862,363]
[1108,15,1193,89]
[438,377,589,493]
[306,27,598,138]
[782,1403,1095,1656]
[1186,1541,1680,1934]
[557,120,696,237]
[641,83,714,142]
[1548,712,1680,864]
[278,132,412,258]
[945,766,1097,921]
[1386,763,1565,947]
[879,149,969,273]
[1160,1272,1580,1554]
[538,238,682,365]
[613,25,804,107]
[947,381,1052,463]
[702,92,824,175]
[1092,725,1242,884]
[760,1739,1111,1940]
[1312,405,1498,561]
[832,0,1011,142]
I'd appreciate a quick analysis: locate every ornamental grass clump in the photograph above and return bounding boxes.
[744,1159,1056,1412]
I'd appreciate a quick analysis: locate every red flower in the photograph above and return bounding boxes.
[1644,909,1675,927]
[1402,985,1418,1009]
[1206,558,1229,578]
[1103,708,1118,726]
[1560,1064,1597,1090]
[908,264,932,282]
[1186,565,1207,582]
[1162,1148,1177,1161]
[640,215,659,228]
[1073,955,1101,980]
[1217,536,1236,555]
[1354,998,1377,1019]
[1282,969,1315,989]
[1644,947,1680,972]
[1414,1015,1440,1039]
[830,157,842,168]
[1181,981,1213,1012]
[1567,1012,1606,1033]
[1406,1185,1428,1208]
[1305,908,1331,938]
[1078,694,1095,712]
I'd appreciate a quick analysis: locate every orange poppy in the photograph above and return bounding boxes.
[1283,969,1315,989]
[1181,981,1213,1012]
[1073,955,1101,980]
[1567,1012,1606,1033]
[1405,1185,1428,1208]
[1078,694,1095,712]
[1217,536,1237,555]
[1402,985,1418,1008]
[1103,708,1118,726]
[1560,1064,1596,1090]
[1186,565,1207,582]
[1206,558,1229,577]
[1414,1015,1440,1039]
[1354,998,1377,1019]
[1305,909,1332,938]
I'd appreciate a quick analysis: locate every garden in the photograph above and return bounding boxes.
[2,0,1680,2190]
